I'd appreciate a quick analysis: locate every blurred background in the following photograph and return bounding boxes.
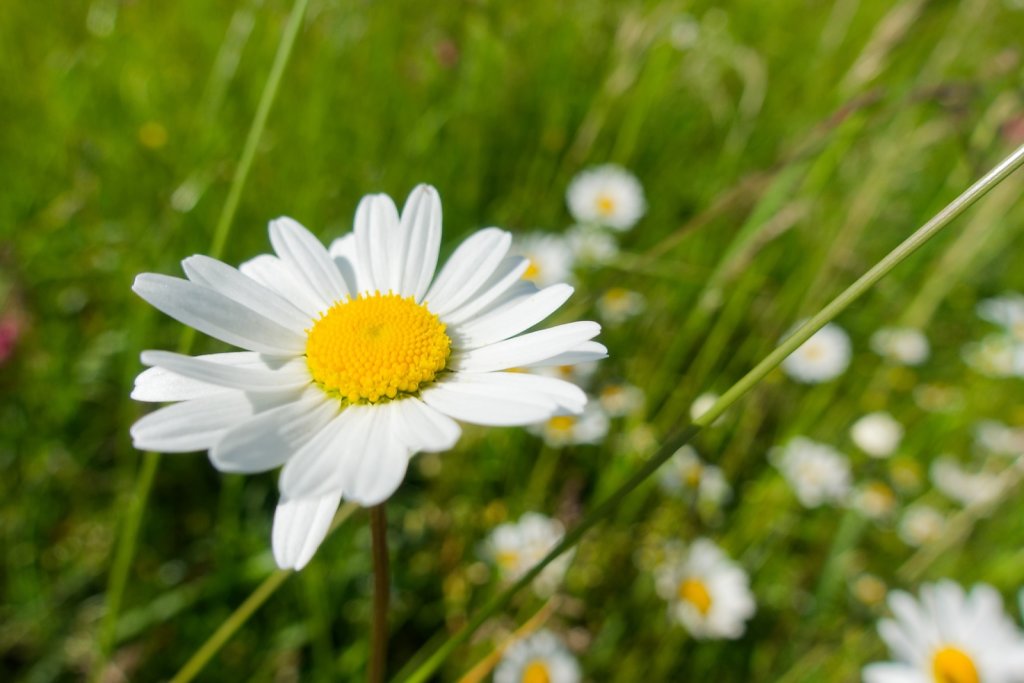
[3,0,1024,680]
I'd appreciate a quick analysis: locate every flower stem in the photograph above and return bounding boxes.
[93,0,310,677]
[396,142,1024,683]
[370,504,390,683]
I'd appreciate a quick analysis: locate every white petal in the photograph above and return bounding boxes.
[354,193,401,294]
[278,409,361,499]
[181,255,311,332]
[452,283,573,349]
[452,321,601,373]
[442,256,529,325]
[130,391,283,452]
[521,341,609,368]
[239,254,326,318]
[391,397,462,452]
[133,352,289,402]
[339,402,410,505]
[328,234,361,294]
[272,491,343,570]
[269,217,350,306]
[133,273,306,354]
[399,185,442,300]
[210,390,338,473]
[140,350,310,391]
[454,372,586,414]
[861,663,927,683]
[424,228,512,315]
[420,377,557,426]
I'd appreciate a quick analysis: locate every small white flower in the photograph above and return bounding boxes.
[567,224,619,265]
[930,456,1003,507]
[598,382,645,418]
[485,513,573,596]
[130,185,606,570]
[854,481,897,520]
[513,232,576,288]
[898,503,945,547]
[962,334,1024,378]
[869,327,930,366]
[690,392,725,426]
[863,580,1024,683]
[566,164,646,231]
[494,629,581,683]
[529,401,610,447]
[655,538,755,640]
[596,287,646,326]
[772,437,852,508]
[781,322,851,384]
[978,293,1024,341]
[850,412,904,458]
[658,445,732,508]
[532,361,600,391]
[975,420,1024,455]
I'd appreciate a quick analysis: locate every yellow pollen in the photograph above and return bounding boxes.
[522,661,551,683]
[305,292,450,403]
[932,646,979,683]
[496,550,520,571]
[684,463,703,488]
[678,577,712,615]
[803,342,825,360]
[548,415,577,433]
[523,259,541,281]
[595,193,616,216]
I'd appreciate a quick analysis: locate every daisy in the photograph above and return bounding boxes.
[962,334,1024,378]
[566,224,619,265]
[975,420,1024,455]
[977,292,1024,341]
[690,392,726,426]
[771,437,852,508]
[598,382,645,418]
[494,630,581,683]
[130,184,605,570]
[655,538,755,640]
[529,401,609,447]
[898,503,945,547]
[870,327,930,366]
[930,457,1003,507]
[658,445,732,509]
[863,580,1024,683]
[596,287,646,326]
[850,412,904,459]
[781,322,851,384]
[512,232,575,288]
[485,513,573,596]
[566,164,646,231]
[854,481,898,520]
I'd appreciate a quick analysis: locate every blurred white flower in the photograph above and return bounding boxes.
[596,287,646,326]
[854,481,897,520]
[898,503,945,547]
[863,580,1024,683]
[975,420,1024,455]
[962,333,1024,378]
[850,412,904,458]
[690,392,726,426]
[978,292,1024,341]
[869,327,930,366]
[598,382,645,418]
[655,538,755,640]
[529,402,609,447]
[485,513,573,596]
[566,164,646,231]
[930,456,1003,507]
[772,437,852,508]
[658,445,732,509]
[851,573,888,606]
[567,224,619,265]
[513,232,576,287]
[781,322,851,384]
[533,361,600,391]
[494,629,581,683]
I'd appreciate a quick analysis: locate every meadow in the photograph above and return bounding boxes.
[3,0,1024,681]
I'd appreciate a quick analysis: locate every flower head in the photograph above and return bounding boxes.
[529,401,609,447]
[772,437,851,508]
[870,327,930,366]
[898,503,945,547]
[658,445,732,509]
[566,164,646,231]
[485,513,572,596]
[850,411,904,458]
[930,457,1003,507]
[494,630,581,683]
[781,322,851,384]
[130,185,605,569]
[513,232,576,288]
[596,287,646,326]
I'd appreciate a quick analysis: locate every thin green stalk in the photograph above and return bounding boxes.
[397,142,1024,683]
[171,503,358,683]
[94,0,310,675]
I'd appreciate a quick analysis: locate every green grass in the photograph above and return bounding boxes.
[3,0,1024,680]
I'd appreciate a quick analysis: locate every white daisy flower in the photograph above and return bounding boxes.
[898,503,945,547]
[870,327,930,366]
[566,224,619,265]
[771,437,852,508]
[658,445,732,509]
[863,580,1024,683]
[975,420,1024,455]
[978,292,1024,341]
[930,457,1003,507]
[566,164,646,231]
[655,538,755,640]
[513,232,576,288]
[781,322,851,384]
[690,392,726,426]
[596,287,646,326]
[854,481,898,520]
[598,382,645,418]
[962,334,1024,378]
[494,629,581,683]
[130,185,606,570]
[850,412,904,458]
[485,513,572,596]
[529,401,609,447]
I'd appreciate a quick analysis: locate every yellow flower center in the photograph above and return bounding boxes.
[931,646,979,683]
[522,661,551,683]
[683,463,703,488]
[496,550,520,571]
[305,292,450,403]
[677,577,712,615]
[523,259,541,281]
[595,193,616,216]
[548,415,577,433]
